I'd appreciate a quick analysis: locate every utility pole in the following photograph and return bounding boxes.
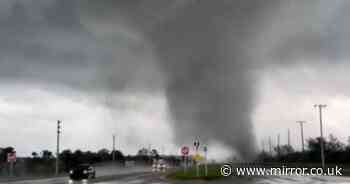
[148,144,152,154]
[277,134,280,157]
[296,121,306,152]
[56,120,61,176]
[314,104,327,169]
[161,146,165,156]
[261,140,265,152]
[287,128,291,147]
[268,136,272,155]
[112,134,116,161]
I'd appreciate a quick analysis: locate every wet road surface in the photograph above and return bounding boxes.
[93,175,350,184]
[2,167,350,184]
[0,166,150,184]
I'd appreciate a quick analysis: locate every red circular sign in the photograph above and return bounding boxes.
[181,146,189,156]
[7,152,16,163]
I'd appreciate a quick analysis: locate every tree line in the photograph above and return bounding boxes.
[0,146,181,176]
[0,147,125,176]
[258,134,350,164]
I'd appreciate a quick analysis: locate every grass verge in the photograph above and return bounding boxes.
[167,165,223,181]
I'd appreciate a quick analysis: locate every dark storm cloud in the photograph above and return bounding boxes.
[0,0,162,94]
[258,1,350,65]
[0,0,105,89]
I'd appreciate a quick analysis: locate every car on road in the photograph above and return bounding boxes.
[69,164,96,181]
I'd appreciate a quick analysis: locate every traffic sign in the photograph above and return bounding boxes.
[194,140,200,151]
[181,146,190,156]
[7,152,16,163]
[181,146,190,174]
[193,154,205,162]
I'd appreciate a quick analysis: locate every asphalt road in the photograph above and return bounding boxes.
[94,172,168,184]
[0,172,165,184]
[3,167,350,184]
[94,175,350,184]
[0,165,151,184]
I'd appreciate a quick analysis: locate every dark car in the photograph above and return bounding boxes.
[69,164,96,181]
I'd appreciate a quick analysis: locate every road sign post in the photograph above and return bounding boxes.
[204,146,208,176]
[7,151,16,177]
[183,156,187,173]
[181,146,190,173]
[194,140,200,177]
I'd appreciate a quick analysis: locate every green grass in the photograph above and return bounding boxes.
[167,165,223,181]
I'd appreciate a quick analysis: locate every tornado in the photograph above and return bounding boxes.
[145,1,269,159]
[78,0,283,159]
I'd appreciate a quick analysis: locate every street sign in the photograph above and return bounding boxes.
[181,146,190,156]
[193,154,205,162]
[181,146,190,174]
[7,152,16,163]
[194,140,200,151]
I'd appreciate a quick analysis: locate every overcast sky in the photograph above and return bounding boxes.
[1,0,350,160]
